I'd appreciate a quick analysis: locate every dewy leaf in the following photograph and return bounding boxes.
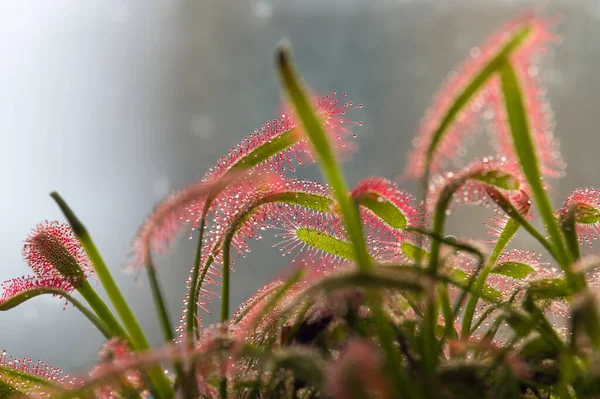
[0,276,115,339]
[190,177,336,328]
[401,242,429,262]
[423,26,530,170]
[489,249,546,284]
[231,128,302,171]
[471,170,521,191]
[277,45,371,271]
[0,275,75,311]
[406,18,541,178]
[356,197,407,229]
[231,191,333,239]
[23,221,92,289]
[573,203,600,225]
[0,366,59,391]
[491,262,535,279]
[266,192,332,213]
[275,209,368,269]
[449,268,502,301]
[0,286,69,311]
[0,378,20,398]
[528,278,573,299]
[350,178,421,231]
[295,228,356,262]
[132,90,360,268]
[425,157,523,276]
[426,156,523,215]
[0,353,73,398]
[561,188,600,247]
[215,176,335,322]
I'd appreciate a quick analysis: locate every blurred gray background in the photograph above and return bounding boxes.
[0,0,598,373]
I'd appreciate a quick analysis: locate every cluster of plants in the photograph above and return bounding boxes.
[3,13,600,399]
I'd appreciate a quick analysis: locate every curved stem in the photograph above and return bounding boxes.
[219,189,340,321]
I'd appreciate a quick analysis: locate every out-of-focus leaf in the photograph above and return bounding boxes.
[492,262,536,279]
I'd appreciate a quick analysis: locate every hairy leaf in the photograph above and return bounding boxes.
[355,196,407,229]
[491,261,536,279]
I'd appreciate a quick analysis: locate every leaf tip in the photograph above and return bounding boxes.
[275,40,292,70]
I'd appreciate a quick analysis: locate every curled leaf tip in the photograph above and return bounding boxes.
[405,13,560,180]
[276,42,293,71]
[426,156,525,214]
[23,221,92,289]
[0,276,73,310]
[560,187,600,246]
[351,177,422,231]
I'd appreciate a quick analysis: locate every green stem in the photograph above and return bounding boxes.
[145,254,175,343]
[498,62,572,271]
[461,218,519,340]
[221,229,235,323]
[50,192,174,399]
[422,294,440,393]
[421,180,456,376]
[186,217,207,338]
[561,206,581,262]
[439,285,457,340]
[145,253,188,394]
[219,378,227,399]
[411,232,485,342]
[421,176,492,378]
[78,281,128,339]
[487,189,560,261]
[277,46,371,272]
[277,44,418,397]
[505,207,558,261]
[218,213,237,399]
[370,293,421,399]
[190,190,331,336]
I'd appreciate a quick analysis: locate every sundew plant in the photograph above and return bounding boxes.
[3,13,600,399]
